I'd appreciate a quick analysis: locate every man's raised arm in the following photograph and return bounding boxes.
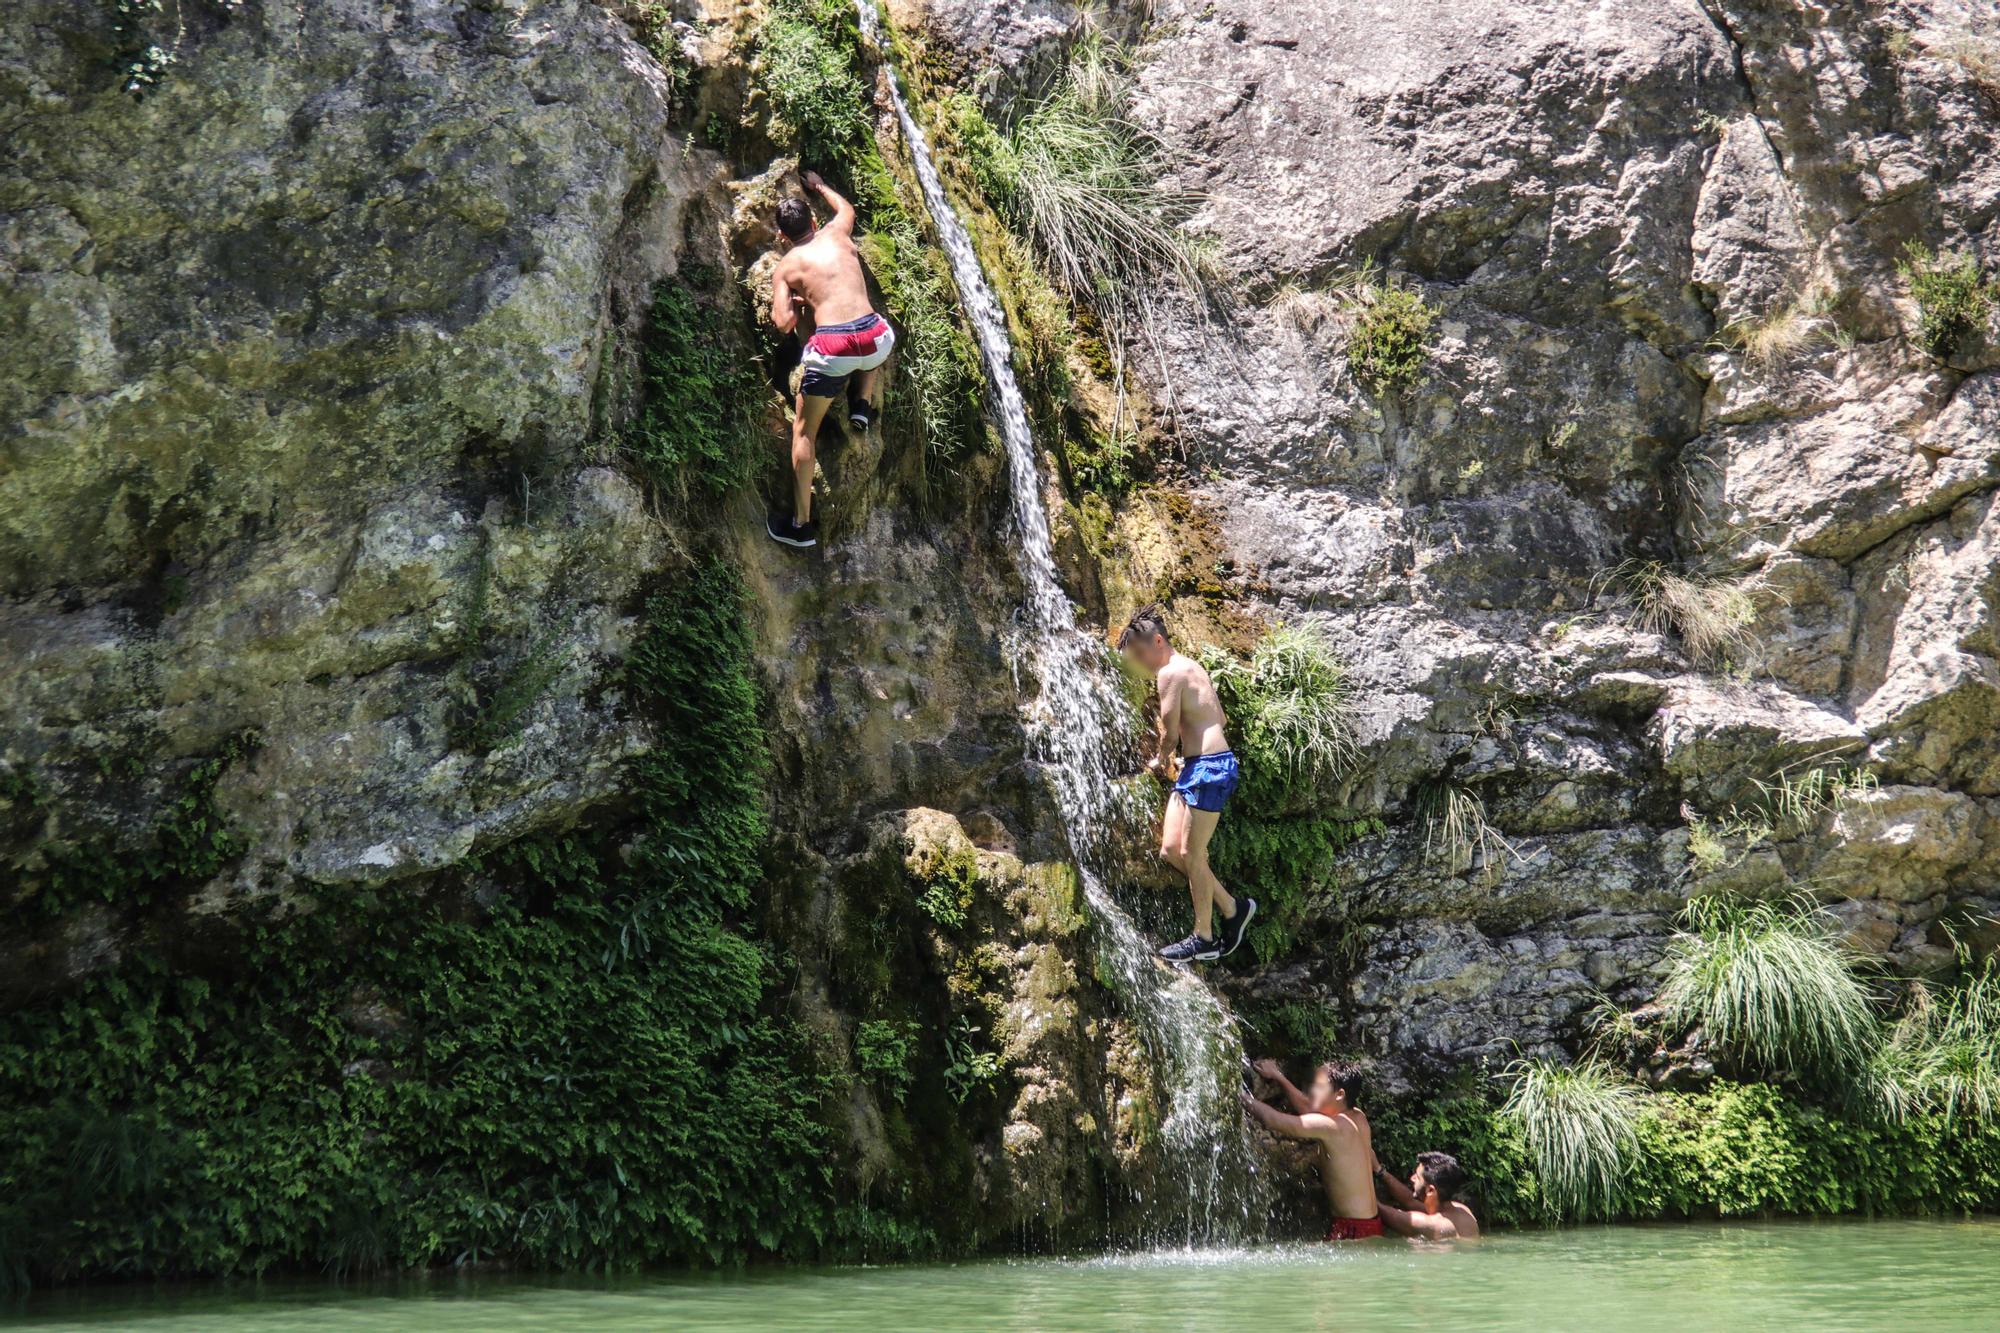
[1254,1059,1313,1115]
[1239,1090,1327,1141]
[803,170,855,236]
[1149,669,1183,783]
[1373,1154,1420,1208]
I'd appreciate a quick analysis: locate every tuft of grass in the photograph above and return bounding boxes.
[1002,42,1214,310]
[1500,1056,1645,1222]
[1415,780,1525,883]
[1200,625,1358,799]
[1872,953,2000,1125]
[1658,896,1878,1082]
[1608,558,1761,668]
[1344,276,1438,396]
[1897,240,1995,359]
[1936,35,2000,97]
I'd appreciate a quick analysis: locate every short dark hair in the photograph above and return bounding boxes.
[1417,1150,1466,1202]
[1117,604,1171,650]
[1318,1059,1364,1106]
[776,197,813,241]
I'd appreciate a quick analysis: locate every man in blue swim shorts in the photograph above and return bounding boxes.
[1117,605,1257,962]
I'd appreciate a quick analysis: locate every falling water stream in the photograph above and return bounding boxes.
[854,3,1264,1244]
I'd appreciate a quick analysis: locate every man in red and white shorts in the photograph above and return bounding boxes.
[766,170,896,549]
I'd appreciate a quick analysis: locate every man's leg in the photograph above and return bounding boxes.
[853,364,881,413]
[1158,792,1189,878]
[791,388,836,525]
[1183,805,1236,939]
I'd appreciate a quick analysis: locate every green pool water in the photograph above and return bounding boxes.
[13,1219,2000,1332]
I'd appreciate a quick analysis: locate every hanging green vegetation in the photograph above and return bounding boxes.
[626,280,771,500]
[0,560,852,1289]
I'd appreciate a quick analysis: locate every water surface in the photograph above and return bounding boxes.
[15,1220,2000,1332]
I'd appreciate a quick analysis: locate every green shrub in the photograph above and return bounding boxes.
[1500,1056,1645,1222]
[947,91,1020,205]
[1208,815,1381,964]
[1897,240,1994,358]
[1658,896,1879,1082]
[761,0,868,161]
[626,281,768,499]
[910,838,979,930]
[1200,625,1357,811]
[1345,279,1438,395]
[855,1019,920,1104]
[942,1017,1002,1105]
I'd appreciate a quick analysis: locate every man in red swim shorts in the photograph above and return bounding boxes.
[766,170,896,550]
[1242,1058,1382,1241]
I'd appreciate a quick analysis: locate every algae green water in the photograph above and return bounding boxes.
[13,1220,2000,1332]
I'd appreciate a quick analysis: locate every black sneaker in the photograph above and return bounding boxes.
[1217,896,1258,957]
[766,513,818,548]
[1160,932,1222,963]
[848,397,876,431]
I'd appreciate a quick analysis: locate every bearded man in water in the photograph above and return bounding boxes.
[1117,605,1256,962]
[766,170,896,549]
[1242,1058,1383,1240]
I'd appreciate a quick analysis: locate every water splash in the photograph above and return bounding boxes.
[856,2,1263,1245]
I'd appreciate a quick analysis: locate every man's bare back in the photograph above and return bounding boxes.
[1158,652,1229,762]
[771,174,874,329]
[1309,1106,1377,1221]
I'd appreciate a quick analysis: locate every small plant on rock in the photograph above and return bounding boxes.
[1200,625,1358,802]
[1500,1055,1645,1222]
[1608,558,1761,668]
[1897,240,1995,359]
[855,1018,920,1105]
[1344,277,1439,395]
[942,1016,1002,1104]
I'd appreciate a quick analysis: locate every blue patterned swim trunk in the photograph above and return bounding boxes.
[1173,750,1240,813]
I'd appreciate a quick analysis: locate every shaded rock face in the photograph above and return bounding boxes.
[916,0,2000,1076]
[1,0,1154,1242]
[1,2,694,894]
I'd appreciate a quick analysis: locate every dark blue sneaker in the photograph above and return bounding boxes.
[1218,897,1258,957]
[1160,932,1222,963]
[767,513,818,548]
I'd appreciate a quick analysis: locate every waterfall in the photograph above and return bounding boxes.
[855,2,1264,1246]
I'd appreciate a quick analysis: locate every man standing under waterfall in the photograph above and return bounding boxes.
[766,170,896,549]
[1117,605,1256,962]
[1243,1058,1382,1240]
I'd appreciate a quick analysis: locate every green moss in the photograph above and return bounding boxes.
[945,92,1020,206]
[626,280,768,500]
[1897,240,1995,358]
[1209,815,1382,963]
[1346,280,1439,395]
[909,838,979,931]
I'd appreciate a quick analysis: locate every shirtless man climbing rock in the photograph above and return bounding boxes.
[1117,605,1256,962]
[766,170,896,550]
[1242,1058,1382,1240]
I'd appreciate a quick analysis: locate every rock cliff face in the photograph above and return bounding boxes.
[911,0,2000,1077]
[3,0,1998,1276]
